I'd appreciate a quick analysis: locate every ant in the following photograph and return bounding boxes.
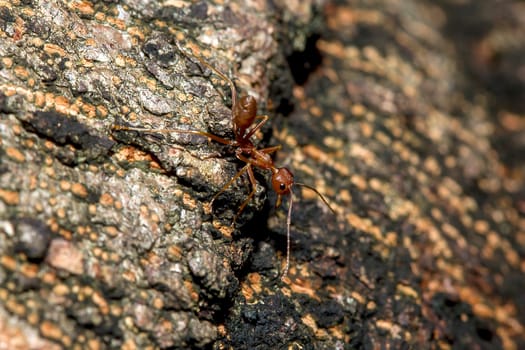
[113,49,335,278]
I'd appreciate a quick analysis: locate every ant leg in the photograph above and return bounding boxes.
[243,115,269,140]
[259,145,282,154]
[209,163,250,206]
[232,165,258,224]
[112,125,235,146]
[191,54,238,109]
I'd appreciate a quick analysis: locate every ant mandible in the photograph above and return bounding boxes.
[113,49,335,278]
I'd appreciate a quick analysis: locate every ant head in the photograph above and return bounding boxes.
[272,167,294,207]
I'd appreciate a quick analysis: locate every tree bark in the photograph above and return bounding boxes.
[0,0,523,349]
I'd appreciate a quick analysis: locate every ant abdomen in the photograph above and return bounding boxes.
[234,95,257,133]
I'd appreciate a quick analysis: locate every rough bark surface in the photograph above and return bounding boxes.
[0,0,523,349]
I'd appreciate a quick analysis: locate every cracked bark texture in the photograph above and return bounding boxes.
[0,0,524,349]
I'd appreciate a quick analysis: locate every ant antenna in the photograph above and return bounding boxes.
[280,182,336,280]
[282,187,294,278]
[294,182,336,215]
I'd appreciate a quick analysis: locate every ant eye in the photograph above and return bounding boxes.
[279,183,286,191]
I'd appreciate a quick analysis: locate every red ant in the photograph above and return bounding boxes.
[113,50,335,278]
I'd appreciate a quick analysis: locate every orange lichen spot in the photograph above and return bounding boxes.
[121,339,138,350]
[6,299,26,316]
[44,157,53,166]
[88,204,97,215]
[107,16,126,30]
[184,280,199,302]
[88,165,99,174]
[81,103,96,118]
[127,26,145,41]
[71,182,88,198]
[2,86,16,97]
[109,252,120,263]
[474,220,489,235]
[114,200,123,210]
[384,231,398,246]
[302,313,318,332]
[396,284,418,299]
[40,321,64,342]
[158,318,174,334]
[212,219,234,238]
[369,177,386,192]
[323,136,343,150]
[99,192,114,207]
[96,104,108,118]
[33,90,45,107]
[152,297,164,310]
[0,189,20,205]
[42,141,54,153]
[28,175,38,190]
[303,144,329,164]
[93,11,106,21]
[92,248,102,258]
[54,95,71,115]
[56,207,66,219]
[11,123,23,135]
[349,174,367,191]
[247,272,262,294]
[110,304,123,318]
[44,43,66,57]
[376,319,396,333]
[59,180,71,191]
[101,251,110,261]
[0,255,17,271]
[44,92,55,107]
[44,165,56,178]
[167,245,182,260]
[70,0,94,16]
[122,269,137,283]
[20,263,39,279]
[27,312,39,325]
[1,57,13,68]
[351,104,366,117]
[13,65,30,79]
[240,282,255,302]
[23,138,35,149]
[139,204,149,217]
[366,300,377,311]
[5,146,25,162]
[92,291,109,314]
[375,130,392,146]
[309,105,322,117]
[48,197,57,208]
[472,302,493,319]
[0,288,7,301]
[149,212,160,223]
[121,55,137,68]
[89,232,98,241]
[59,228,73,240]
[504,247,520,267]
[61,336,72,348]
[317,39,345,59]
[287,277,321,301]
[85,38,97,49]
[52,283,70,297]
[41,271,57,285]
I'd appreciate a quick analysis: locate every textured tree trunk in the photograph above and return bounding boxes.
[0,0,523,349]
